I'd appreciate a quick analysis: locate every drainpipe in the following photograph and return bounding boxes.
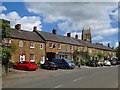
[45,41,47,62]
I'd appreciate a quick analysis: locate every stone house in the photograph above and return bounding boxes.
[3,24,45,64]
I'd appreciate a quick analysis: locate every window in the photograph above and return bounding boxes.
[20,54,25,62]
[58,44,61,49]
[30,42,35,48]
[19,41,23,47]
[30,54,35,62]
[5,38,11,44]
[40,43,43,49]
[70,45,73,50]
[49,43,53,48]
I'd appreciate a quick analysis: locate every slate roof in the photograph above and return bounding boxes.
[10,29,45,42]
[37,31,83,46]
[37,31,115,51]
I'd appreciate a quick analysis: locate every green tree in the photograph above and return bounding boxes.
[0,19,16,75]
[73,50,90,65]
[97,53,104,60]
[116,45,120,59]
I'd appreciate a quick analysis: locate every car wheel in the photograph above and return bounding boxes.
[25,67,29,71]
[13,66,17,69]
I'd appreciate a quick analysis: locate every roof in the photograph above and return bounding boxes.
[37,31,115,51]
[10,29,45,42]
[37,31,83,46]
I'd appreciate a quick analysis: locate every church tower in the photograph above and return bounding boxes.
[82,27,92,43]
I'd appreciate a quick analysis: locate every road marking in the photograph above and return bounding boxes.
[73,75,87,82]
[54,84,63,88]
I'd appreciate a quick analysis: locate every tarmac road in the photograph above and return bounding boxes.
[2,66,119,89]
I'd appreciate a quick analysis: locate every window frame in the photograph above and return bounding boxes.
[58,44,61,49]
[49,42,53,48]
[30,54,35,62]
[19,41,23,47]
[30,41,35,48]
[40,43,43,49]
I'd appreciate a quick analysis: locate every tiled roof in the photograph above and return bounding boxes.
[11,29,45,42]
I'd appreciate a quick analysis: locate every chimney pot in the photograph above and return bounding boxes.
[67,33,71,37]
[15,24,21,31]
[33,26,37,32]
[75,34,78,39]
[52,29,57,35]
[108,43,110,47]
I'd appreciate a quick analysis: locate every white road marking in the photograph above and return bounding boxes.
[73,75,87,82]
[54,84,63,88]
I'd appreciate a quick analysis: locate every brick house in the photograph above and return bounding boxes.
[3,24,45,64]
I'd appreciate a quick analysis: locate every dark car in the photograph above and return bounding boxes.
[89,60,97,67]
[41,61,58,70]
[52,58,75,69]
[110,59,118,65]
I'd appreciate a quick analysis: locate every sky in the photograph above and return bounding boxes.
[0,1,120,48]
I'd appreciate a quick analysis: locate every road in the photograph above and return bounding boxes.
[2,66,119,89]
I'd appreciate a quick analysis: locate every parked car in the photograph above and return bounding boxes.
[41,61,58,70]
[97,60,104,67]
[110,60,118,65]
[52,58,75,69]
[13,60,38,71]
[104,60,111,66]
[89,60,97,67]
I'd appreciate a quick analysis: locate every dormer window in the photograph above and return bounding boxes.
[30,42,35,48]
[19,41,23,47]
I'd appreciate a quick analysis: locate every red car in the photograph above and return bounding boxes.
[13,60,38,71]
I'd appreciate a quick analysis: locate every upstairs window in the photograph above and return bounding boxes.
[40,43,43,49]
[5,38,11,45]
[70,45,73,50]
[58,44,61,49]
[30,42,35,48]
[19,41,23,47]
[49,43,53,48]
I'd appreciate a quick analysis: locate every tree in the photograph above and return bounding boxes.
[0,19,16,75]
[73,50,90,65]
[97,53,104,60]
[116,45,120,60]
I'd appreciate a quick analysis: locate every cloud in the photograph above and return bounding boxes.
[115,41,119,48]
[0,11,42,31]
[100,41,112,47]
[92,35,104,41]
[64,32,82,39]
[0,6,7,11]
[25,2,118,32]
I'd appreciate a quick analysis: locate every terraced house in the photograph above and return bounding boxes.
[3,24,45,64]
[2,23,116,63]
[34,27,116,61]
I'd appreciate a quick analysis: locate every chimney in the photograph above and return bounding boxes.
[67,33,71,37]
[108,43,110,47]
[52,28,57,35]
[33,26,37,32]
[75,34,78,39]
[15,24,21,31]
